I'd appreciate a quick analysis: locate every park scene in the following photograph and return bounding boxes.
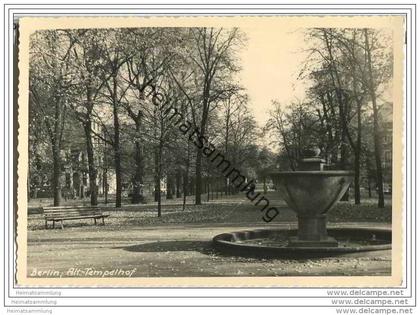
[27,26,393,277]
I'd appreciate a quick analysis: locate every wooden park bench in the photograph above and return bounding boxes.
[42,205,110,230]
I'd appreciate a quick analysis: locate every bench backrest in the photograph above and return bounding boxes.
[43,206,104,218]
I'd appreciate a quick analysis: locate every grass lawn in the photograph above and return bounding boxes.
[27,192,391,230]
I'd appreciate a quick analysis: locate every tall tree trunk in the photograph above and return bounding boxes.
[176,169,182,198]
[207,178,210,202]
[51,97,65,207]
[154,148,159,202]
[78,170,84,199]
[112,75,122,208]
[103,169,108,204]
[166,175,173,199]
[52,143,62,206]
[364,29,385,208]
[263,177,268,194]
[157,189,162,217]
[155,142,163,217]
[84,120,98,206]
[195,83,210,205]
[190,176,195,197]
[339,124,349,202]
[366,155,373,198]
[224,105,230,196]
[132,119,144,204]
[132,140,144,203]
[182,170,188,211]
[351,59,362,205]
[82,84,98,206]
[183,142,190,211]
[195,147,202,205]
[354,150,361,204]
[354,104,362,205]
[371,98,385,208]
[48,94,66,206]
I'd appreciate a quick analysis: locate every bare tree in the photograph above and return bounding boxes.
[303,28,391,206]
[172,28,245,205]
[363,29,392,208]
[29,30,77,206]
[99,30,131,208]
[66,29,111,206]
[122,28,181,204]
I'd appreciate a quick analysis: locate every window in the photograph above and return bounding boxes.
[384,134,392,144]
[384,150,392,165]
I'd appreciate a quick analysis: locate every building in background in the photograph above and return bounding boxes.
[381,101,393,194]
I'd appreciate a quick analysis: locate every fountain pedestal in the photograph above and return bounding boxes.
[293,155,339,247]
[288,215,338,247]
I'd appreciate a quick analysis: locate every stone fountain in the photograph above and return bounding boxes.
[212,148,391,258]
[269,149,352,248]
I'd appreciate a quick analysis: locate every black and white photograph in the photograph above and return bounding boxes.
[17,15,404,286]
[2,1,417,314]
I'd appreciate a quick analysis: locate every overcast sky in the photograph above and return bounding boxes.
[239,27,308,127]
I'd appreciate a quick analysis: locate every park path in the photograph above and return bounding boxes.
[27,222,391,279]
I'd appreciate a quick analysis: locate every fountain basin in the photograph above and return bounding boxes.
[213,227,391,259]
[270,171,353,216]
[270,171,353,247]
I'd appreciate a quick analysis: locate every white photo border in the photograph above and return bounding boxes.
[2,1,416,310]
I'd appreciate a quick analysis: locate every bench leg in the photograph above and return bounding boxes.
[94,218,97,225]
[60,220,64,230]
[52,221,55,229]
[102,217,105,225]
[45,220,48,229]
